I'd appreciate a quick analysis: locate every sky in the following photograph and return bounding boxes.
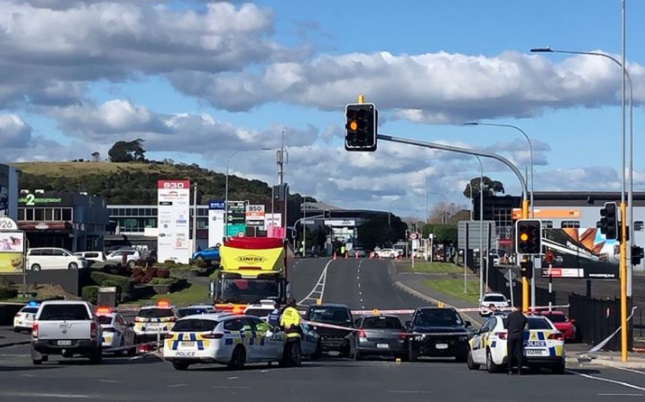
[2,0,645,220]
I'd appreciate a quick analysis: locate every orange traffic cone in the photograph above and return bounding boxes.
[333,251,337,260]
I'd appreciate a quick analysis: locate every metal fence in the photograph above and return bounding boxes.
[568,294,633,352]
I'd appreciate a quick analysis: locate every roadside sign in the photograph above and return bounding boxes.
[245,204,265,227]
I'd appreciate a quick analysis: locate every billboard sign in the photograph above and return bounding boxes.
[208,199,225,247]
[157,180,191,264]
[541,227,618,279]
[245,204,265,227]
[226,201,247,237]
[0,217,24,274]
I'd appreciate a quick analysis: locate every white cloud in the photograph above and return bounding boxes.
[0,114,32,147]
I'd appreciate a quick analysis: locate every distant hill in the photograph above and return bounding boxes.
[10,161,289,205]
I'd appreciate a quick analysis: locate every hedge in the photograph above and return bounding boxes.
[82,286,99,304]
[90,271,132,294]
[0,287,18,300]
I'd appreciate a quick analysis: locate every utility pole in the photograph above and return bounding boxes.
[277,131,288,237]
[192,182,198,254]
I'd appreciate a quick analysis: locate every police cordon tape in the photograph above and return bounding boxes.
[302,319,470,338]
[340,304,571,316]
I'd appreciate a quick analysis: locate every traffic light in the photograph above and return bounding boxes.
[520,260,533,279]
[632,245,644,266]
[597,202,619,240]
[515,219,542,255]
[323,209,331,219]
[345,103,377,151]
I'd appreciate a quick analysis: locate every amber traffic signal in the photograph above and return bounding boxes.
[345,103,377,151]
[515,219,542,255]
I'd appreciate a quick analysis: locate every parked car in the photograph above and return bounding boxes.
[304,303,354,357]
[105,249,141,268]
[539,311,577,341]
[348,314,407,360]
[192,246,220,263]
[479,293,511,316]
[348,248,367,258]
[375,248,398,259]
[406,307,472,362]
[26,247,88,271]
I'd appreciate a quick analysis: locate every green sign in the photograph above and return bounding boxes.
[18,194,62,206]
[226,224,246,237]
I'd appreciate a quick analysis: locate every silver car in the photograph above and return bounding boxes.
[348,315,407,360]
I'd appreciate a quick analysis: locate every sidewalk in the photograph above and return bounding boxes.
[389,260,645,369]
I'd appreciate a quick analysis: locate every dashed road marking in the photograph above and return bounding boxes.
[569,370,645,392]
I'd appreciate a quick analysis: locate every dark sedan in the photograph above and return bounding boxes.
[348,315,407,360]
[406,307,472,362]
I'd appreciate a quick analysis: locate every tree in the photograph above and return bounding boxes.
[108,139,146,162]
[357,214,407,249]
[462,176,505,199]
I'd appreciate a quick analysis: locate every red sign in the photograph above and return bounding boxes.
[157,180,190,190]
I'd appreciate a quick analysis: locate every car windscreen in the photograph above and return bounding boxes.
[543,314,567,323]
[413,309,463,327]
[483,295,507,302]
[172,319,218,332]
[308,307,352,325]
[178,308,213,317]
[21,307,39,314]
[362,316,403,330]
[97,316,113,325]
[137,308,175,319]
[244,308,271,317]
[38,304,90,321]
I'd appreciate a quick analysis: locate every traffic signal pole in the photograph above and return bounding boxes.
[521,199,530,313]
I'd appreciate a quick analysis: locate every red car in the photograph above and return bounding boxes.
[540,311,577,341]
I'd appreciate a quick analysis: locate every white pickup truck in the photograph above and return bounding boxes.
[31,300,103,365]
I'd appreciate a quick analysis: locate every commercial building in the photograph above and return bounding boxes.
[17,190,109,252]
[0,164,19,221]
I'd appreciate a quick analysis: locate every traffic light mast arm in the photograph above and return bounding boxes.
[376,134,529,208]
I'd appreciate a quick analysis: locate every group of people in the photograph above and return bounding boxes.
[488,304,529,375]
[267,297,303,338]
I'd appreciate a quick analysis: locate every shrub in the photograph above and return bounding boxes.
[149,278,175,285]
[157,269,170,279]
[163,259,176,267]
[90,271,131,295]
[0,287,18,299]
[146,267,159,278]
[131,267,144,277]
[82,286,99,304]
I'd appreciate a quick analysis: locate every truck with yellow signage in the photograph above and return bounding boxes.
[212,237,293,313]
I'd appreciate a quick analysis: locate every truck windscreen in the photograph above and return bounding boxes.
[218,278,280,303]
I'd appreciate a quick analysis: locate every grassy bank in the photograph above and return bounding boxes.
[131,283,210,307]
[402,261,465,274]
[422,278,480,305]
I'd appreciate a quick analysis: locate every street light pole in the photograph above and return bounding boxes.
[475,156,485,302]
[531,40,633,361]
[192,182,198,254]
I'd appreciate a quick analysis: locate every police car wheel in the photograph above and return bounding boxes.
[552,363,565,375]
[228,346,246,370]
[486,350,500,373]
[89,348,102,365]
[467,351,480,370]
[172,362,190,371]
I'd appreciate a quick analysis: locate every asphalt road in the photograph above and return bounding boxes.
[2,344,645,402]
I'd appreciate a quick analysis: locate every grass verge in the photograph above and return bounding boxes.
[406,261,464,274]
[422,278,480,305]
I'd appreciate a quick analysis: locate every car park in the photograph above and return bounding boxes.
[163,312,303,370]
[406,307,471,362]
[95,306,136,356]
[348,314,407,360]
[13,301,40,333]
[467,314,565,374]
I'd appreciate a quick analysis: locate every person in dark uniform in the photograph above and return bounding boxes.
[268,302,283,328]
[505,308,528,375]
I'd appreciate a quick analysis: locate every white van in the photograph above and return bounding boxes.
[26,247,88,271]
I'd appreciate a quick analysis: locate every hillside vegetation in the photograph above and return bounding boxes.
[11,161,277,205]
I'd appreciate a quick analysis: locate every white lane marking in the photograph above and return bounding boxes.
[357,282,361,288]
[227,376,239,380]
[598,394,643,397]
[388,390,433,394]
[21,374,35,378]
[297,259,332,305]
[358,291,362,295]
[167,384,186,388]
[212,386,251,389]
[98,379,118,383]
[0,354,30,357]
[569,370,645,392]
[615,367,645,375]
[0,392,96,399]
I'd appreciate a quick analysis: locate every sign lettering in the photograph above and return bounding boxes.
[19,194,63,206]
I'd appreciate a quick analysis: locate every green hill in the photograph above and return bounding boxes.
[10,161,280,205]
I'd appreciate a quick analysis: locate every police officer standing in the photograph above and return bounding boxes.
[268,301,282,328]
[505,307,528,375]
[280,297,302,338]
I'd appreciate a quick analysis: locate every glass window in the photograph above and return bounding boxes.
[483,295,507,303]
[413,309,463,327]
[38,304,90,321]
[172,319,218,332]
[97,316,113,325]
[561,221,580,229]
[307,307,352,325]
[34,209,44,220]
[361,316,403,329]
[223,319,244,331]
[54,208,62,220]
[62,208,72,220]
[25,209,33,221]
[18,208,25,221]
[527,317,553,330]
[44,209,53,221]
[542,221,553,229]
[542,313,567,323]
[137,308,175,319]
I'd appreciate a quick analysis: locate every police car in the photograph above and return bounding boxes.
[133,300,180,340]
[243,299,277,320]
[177,305,216,318]
[95,306,137,356]
[466,314,565,374]
[163,312,304,371]
[13,301,40,333]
